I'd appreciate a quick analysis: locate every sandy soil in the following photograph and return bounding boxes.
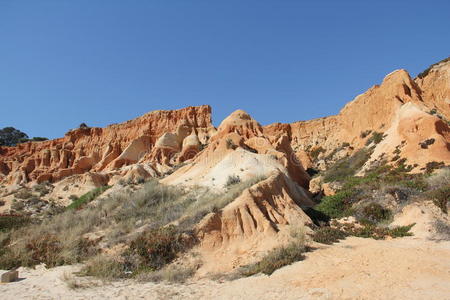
[1,236,450,300]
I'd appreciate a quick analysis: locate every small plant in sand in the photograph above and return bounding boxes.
[225,174,241,187]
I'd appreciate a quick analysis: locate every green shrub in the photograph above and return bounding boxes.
[360,130,372,138]
[315,190,354,218]
[128,226,185,271]
[365,131,384,146]
[313,227,347,244]
[361,203,391,223]
[388,224,415,238]
[429,185,450,214]
[333,222,414,239]
[66,186,111,210]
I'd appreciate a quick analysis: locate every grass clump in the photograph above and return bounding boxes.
[365,131,384,146]
[78,255,125,280]
[225,174,241,187]
[433,220,450,240]
[67,185,111,210]
[241,226,308,276]
[241,243,309,276]
[113,180,188,228]
[323,148,371,182]
[80,226,192,280]
[182,176,266,226]
[0,214,31,232]
[0,229,98,269]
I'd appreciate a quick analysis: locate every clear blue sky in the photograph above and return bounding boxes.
[1,1,449,139]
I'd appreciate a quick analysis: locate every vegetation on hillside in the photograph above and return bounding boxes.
[0,176,266,281]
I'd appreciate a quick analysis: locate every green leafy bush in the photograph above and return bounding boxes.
[333,222,414,239]
[315,190,354,218]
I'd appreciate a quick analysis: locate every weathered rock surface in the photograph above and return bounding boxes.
[0,105,214,185]
[264,65,450,170]
[1,270,18,283]
[195,171,313,274]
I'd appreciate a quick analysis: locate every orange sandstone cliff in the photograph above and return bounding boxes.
[0,105,214,185]
[1,58,449,189]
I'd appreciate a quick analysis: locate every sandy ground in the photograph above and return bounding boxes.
[1,236,450,300]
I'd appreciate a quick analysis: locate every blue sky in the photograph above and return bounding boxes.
[1,1,449,139]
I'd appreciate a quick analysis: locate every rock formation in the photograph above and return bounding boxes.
[264,61,450,171]
[0,105,214,185]
[196,171,313,274]
[0,57,448,217]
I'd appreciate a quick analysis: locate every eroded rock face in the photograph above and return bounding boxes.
[1,58,449,192]
[0,105,214,185]
[415,58,450,119]
[264,66,450,170]
[161,110,311,190]
[195,171,313,274]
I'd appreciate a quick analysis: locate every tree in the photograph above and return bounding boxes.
[0,127,29,146]
[31,137,48,142]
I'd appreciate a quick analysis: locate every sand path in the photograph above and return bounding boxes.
[1,236,449,300]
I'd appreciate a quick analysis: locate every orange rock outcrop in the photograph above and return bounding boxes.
[1,58,449,187]
[0,105,214,184]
